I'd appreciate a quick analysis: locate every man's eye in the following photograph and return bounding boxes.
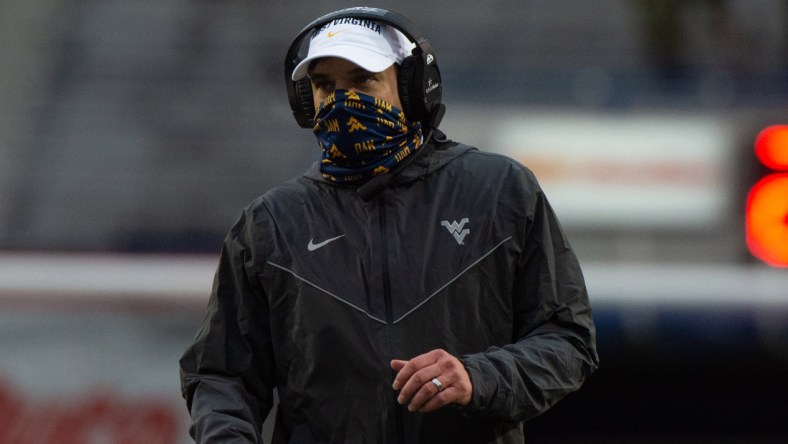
[314,81,333,92]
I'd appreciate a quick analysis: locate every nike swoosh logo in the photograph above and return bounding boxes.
[327,29,347,38]
[307,235,345,251]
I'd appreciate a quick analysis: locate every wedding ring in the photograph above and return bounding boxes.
[431,377,444,392]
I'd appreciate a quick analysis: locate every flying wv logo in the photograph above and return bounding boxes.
[441,218,470,245]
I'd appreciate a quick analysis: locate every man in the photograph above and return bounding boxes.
[180,7,598,443]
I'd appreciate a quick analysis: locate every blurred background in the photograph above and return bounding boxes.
[1,0,787,442]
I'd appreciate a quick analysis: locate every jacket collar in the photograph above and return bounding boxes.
[303,140,475,188]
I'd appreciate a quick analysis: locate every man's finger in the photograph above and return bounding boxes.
[396,363,441,404]
[390,359,407,371]
[390,359,408,390]
[391,357,431,390]
[391,350,443,390]
[417,387,458,412]
[404,375,446,412]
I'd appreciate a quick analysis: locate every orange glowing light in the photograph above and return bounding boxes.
[746,174,788,268]
[755,125,788,171]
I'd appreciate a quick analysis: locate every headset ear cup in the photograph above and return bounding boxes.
[292,78,315,128]
[398,53,442,126]
[397,55,426,123]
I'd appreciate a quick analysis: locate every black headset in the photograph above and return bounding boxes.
[284,7,445,130]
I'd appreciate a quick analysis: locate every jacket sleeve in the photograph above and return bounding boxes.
[179,209,276,443]
[459,180,599,422]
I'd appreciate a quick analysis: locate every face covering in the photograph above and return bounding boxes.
[313,89,423,183]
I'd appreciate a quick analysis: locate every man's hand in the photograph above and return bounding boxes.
[391,349,473,412]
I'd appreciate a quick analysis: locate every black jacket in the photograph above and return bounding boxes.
[180,141,599,443]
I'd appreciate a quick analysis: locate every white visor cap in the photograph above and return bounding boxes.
[291,19,415,81]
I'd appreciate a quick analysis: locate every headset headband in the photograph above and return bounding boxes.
[284,7,432,76]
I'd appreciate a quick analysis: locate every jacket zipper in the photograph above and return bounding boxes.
[379,198,404,443]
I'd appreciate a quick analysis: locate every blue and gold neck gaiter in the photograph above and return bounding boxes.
[313,89,423,183]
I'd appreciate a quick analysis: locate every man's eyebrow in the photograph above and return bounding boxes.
[350,67,380,76]
[308,72,329,82]
[350,67,375,75]
[308,66,376,80]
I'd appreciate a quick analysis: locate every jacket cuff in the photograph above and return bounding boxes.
[457,354,509,417]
